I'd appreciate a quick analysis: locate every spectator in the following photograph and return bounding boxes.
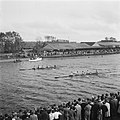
[104,99,110,120]
[40,108,49,120]
[91,100,101,120]
[84,100,92,120]
[109,94,118,120]
[30,111,38,120]
[101,101,108,120]
[53,108,62,120]
[49,109,54,120]
[75,102,82,120]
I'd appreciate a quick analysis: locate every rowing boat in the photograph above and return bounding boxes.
[54,72,98,79]
[13,59,22,63]
[19,65,57,71]
[29,57,42,62]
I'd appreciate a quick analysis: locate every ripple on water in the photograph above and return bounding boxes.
[0,54,120,113]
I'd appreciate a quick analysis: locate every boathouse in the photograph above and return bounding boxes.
[42,42,90,51]
[40,40,120,57]
[21,41,36,56]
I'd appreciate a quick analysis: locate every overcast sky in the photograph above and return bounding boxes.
[0,0,120,42]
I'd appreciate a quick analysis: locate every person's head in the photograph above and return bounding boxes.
[23,110,27,115]
[30,110,34,115]
[86,98,91,104]
[19,110,22,113]
[103,101,106,104]
[78,98,81,102]
[105,97,109,102]
[74,101,78,106]
[115,93,118,98]
[105,93,108,97]
[12,112,17,118]
[74,99,76,103]
[110,93,114,97]
[5,114,9,118]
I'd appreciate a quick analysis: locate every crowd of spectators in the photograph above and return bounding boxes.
[42,47,120,57]
[0,92,120,120]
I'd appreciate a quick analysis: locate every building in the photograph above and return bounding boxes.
[21,41,36,56]
[42,42,90,51]
[40,40,120,58]
[0,41,5,53]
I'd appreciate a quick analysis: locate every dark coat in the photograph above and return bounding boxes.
[110,98,118,117]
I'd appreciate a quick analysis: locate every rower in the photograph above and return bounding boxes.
[46,65,50,68]
[73,71,79,75]
[86,70,91,75]
[53,65,57,69]
[81,71,85,76]
[37,65,42,69]
[86,70,89,75]
[69,72,74,77]
[41,65,44,69]
[95,70,98,75]
[37,65,40,69]
[32,66,36,70]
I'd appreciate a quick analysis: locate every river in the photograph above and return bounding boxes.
[0,54,120,113]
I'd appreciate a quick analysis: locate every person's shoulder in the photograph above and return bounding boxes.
[12,118,16,120]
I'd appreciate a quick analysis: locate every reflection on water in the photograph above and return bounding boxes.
[0,54,120,113]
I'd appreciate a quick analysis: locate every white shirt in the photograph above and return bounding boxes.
[49,112,54,120]
[105,102,110,117]
[53,111,62,119]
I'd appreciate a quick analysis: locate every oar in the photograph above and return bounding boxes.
[55,75,70,79]
[54,73,78,78]
[19,68,34,71]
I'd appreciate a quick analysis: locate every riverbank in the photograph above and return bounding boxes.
[42,51,120,58]
[0,53,116,63]
[0,58,29,63]
[41,46,120,58]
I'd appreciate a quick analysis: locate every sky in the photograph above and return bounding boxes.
[0,0,120,42]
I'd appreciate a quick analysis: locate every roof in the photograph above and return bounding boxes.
[22,42,36,49]
[92,42,101,47]
[98,41,120,47]
[22,49,33,52]
[81,42,95,46]
[42,42,90,51]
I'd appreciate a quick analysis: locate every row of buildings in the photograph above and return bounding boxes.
[21,38,120,58]
[1,37,120,58]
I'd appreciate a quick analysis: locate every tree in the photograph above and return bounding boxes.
[44,35,56,41]
[0,31,23,53]
[105,37,108,41]
[0,32,6,41]
[110,37,116,41]
[0,32,6,53]
[33,41,47,54]
[12,31,23,52]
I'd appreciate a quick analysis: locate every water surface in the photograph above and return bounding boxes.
[0,54,120,113]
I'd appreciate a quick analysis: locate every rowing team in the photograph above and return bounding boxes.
[70,70,98,76]
[32,65,57,70]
